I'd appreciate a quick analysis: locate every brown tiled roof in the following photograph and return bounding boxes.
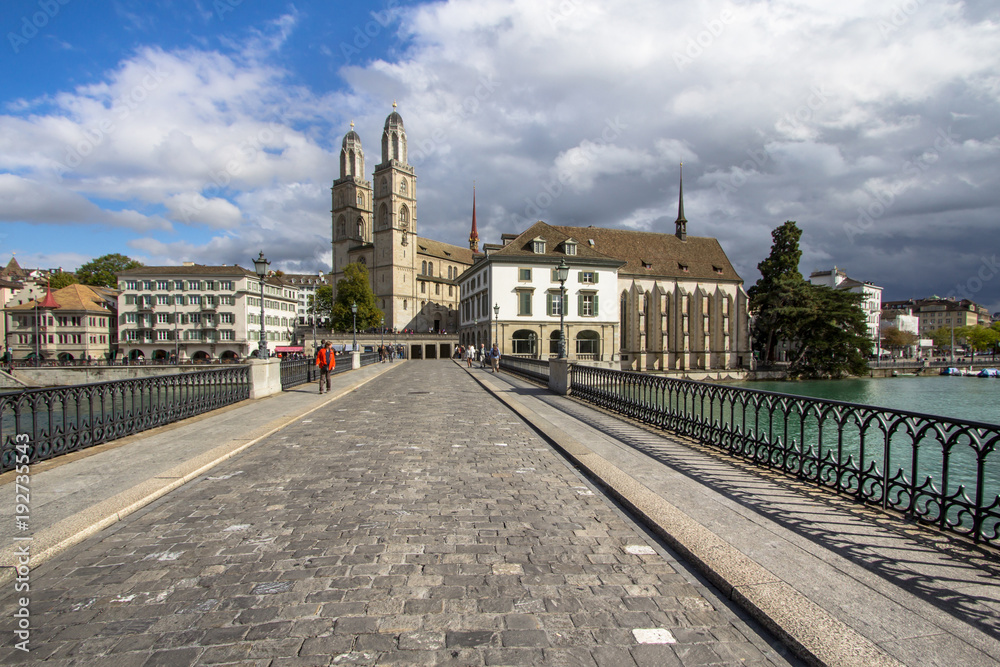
[118,264,256,277]
[1,257,28,280]
[487,222,623,266]
[5,284,115,313]
[416,237,475,265]
[551,225,742,283]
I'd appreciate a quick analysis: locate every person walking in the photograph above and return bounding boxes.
[316,340,336,393]
[479,343,487,368]
[465,344,474,368]
[490,343,501,373]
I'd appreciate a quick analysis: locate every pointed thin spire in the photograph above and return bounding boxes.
[675,162,687,241]
[469,183,480,253]
[39,280,60,310]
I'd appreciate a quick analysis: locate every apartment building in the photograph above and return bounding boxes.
[116,264,297,361]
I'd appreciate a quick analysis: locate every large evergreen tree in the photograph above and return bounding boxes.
[331,263,382,332]
[747,221,804,364]
[76,253,143,287]
[748,221,871,378]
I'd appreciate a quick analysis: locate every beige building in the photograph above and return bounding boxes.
[462,172,750,373]
[116,264,297,361]
[330,108,474,333]
[5,284,118,362]
[884,297,990,336]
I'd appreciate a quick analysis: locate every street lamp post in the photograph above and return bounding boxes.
[312,272,321,358]
[351,302,358,352]
[380,316,384,354]
[555,259,569,359]
[253,251,270,358]
[493,303,499,348]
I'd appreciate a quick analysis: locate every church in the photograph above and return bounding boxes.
[331,108,749,374]
[330,106,473,333]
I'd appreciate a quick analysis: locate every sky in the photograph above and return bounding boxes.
[1,0,998,313]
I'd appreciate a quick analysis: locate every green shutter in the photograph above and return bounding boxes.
[546,293,553,316]
[594,295,599,315]
[594,272,599,283]
[578,271,583,282]
[578,294,583,316]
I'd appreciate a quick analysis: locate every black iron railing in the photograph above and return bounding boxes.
[0,366,251,472]
[500,356,550,382]
[360,352,378,366]
[280,355,352,390]
[571,365,1000,545]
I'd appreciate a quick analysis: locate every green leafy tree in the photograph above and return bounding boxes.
[928,326,954,350]
[784,285,871,378]
[881,327,918,354]
[748,221,804,364]
[76,253,143,287]
[331,263,382,332]
[48,272,80,290]
[957,325,1000,355]
[748,220,870,377]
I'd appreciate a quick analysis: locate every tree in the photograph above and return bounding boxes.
[76,254,143,287]
[958,325,1000,355]
[748,220,870,378]
[48,272,80,290]
[748,221,804,364]
[331,263,382,332]
[881,327,918,355]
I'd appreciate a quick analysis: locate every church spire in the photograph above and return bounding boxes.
[469,183,479,252]
[675,162,687,241]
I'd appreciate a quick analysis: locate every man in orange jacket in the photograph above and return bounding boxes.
[316,340,336,393]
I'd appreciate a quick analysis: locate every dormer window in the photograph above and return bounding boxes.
[532,237,546,254]
[678,263,689,272]
[564,239,578,256]
[642,261,653,270]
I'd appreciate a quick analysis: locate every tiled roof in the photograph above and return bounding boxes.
[5,284,115,313]
[118,264,256,277]
[416,237,475,265]
[551,224,742,282]
[487,222,623,266]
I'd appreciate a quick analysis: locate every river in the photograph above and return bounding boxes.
[729,374,1000,426]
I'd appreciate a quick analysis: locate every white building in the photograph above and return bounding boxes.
[809,267,883,346]
[283,272,330,326]
[116,264,297,362]
[460,222,623,360]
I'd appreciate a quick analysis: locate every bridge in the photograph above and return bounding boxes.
[1,359,999,665]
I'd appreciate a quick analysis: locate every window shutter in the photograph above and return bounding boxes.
[594,272,599,283]
[594,295,599,315]
[546,293,553,316]
[578,294,583,316]
[578,271,583,282]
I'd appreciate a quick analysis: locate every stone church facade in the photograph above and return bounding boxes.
[330,107,473,333]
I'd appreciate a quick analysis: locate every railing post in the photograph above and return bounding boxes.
[549,358,571,395]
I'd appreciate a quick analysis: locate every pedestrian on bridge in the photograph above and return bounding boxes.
[316,340,336,393]
[490,343,501,373]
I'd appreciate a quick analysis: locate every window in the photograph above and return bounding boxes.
[448,285,453,297]
[189,294,201,305]
[157,330,170,341]
[428,262,433,277]
[579,271,597,284]
[532,237,546,254]
[435,284,440,295]
[547,291,563,316]
[221,312,234,324]
[157,313,171,324]
[156,280,169,290]
[221,330,234,340]
[519,268,532,282]
[174,280,185,290]
[517,290,533,316]
[564,240,577,256]
[420,282,426,294]
[190,313,201,324]
[576,330,600,355]
[579,293,598,317]
[143,280,153,290]
[157,295,170,305]
[126,313,137,324]
[399,179,407,195]
[512,330,537,355]
[124,280,138,290]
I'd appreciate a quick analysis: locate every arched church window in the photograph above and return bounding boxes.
[356,217,364,238]
[399,179,407,195]
[428,262,434,277]
[378,203,388,230]
[336,215,346,239]
[422,261,427,274]
[357,192,364,207]
[399,205,409,230]
[380,178,388,195]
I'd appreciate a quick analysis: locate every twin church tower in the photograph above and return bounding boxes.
[330,106,473,333]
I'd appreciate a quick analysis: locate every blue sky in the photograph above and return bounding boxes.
[1,0,999,313]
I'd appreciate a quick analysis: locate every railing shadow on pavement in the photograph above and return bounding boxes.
[511,376,1000,642]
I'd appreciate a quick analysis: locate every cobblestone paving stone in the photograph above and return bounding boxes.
[1,362,799,666]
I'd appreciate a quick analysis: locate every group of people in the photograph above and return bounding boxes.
[455,343,501,373]
[376,345,395,363]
